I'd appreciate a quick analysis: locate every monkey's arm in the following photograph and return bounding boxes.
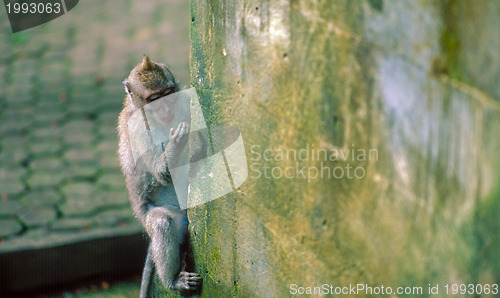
[136,146,172,185]
[136,122,190,185]
[118,108,159,220]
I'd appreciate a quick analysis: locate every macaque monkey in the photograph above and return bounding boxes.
[117,56,202,296]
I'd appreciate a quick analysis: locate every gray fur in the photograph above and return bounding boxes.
[117,57,202,295]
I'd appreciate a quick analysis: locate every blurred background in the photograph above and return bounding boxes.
[0,0,189,296]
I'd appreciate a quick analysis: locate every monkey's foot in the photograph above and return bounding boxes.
[174,271,202,291]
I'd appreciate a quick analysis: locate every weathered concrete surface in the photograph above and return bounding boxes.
[172,0,500,296]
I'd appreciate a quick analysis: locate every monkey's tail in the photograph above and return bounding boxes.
[140,247,154,298]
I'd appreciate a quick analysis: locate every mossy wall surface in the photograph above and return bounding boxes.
[161,0,500,296]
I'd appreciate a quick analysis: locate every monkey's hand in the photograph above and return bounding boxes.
[166,121,189,150]
[164,122,189,167]
[174,271,202,291]
[170,121,189,145]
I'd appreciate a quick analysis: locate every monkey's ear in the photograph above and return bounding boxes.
[123,80,131,94]
[142,55,153,70]
[123,80,136,107]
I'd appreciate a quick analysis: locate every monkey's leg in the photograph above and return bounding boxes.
[146,207,180,289]
[140,247,154,298]
[145,207,201,291]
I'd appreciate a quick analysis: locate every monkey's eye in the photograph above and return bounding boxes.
[163,88,175,96]
[147,94,162,102]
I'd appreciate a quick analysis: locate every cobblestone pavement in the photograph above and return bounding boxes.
[0,0,189,292]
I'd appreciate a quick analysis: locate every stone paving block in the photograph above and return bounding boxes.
[18,208,57,227]
[34,101,66,125]
[97,139,118,153]
[38,76,67,90]
[69,98,101,114]
[39,61,67,78]
[30,127,62,139]
[99,153,121,169]
[34,109,66,125]
[59,198,99,217]
[97,173,126,191]
[63,147,97,164]
[100,83,125,98]
[5,107,33,123]
[98,101,122,115]
[30,32,67,50]
[1,111,35,128]
[0,48,11,63]
[10,59,38,75]
[64,164,99,180]
[70,94,97,109]
[97,125,117,139]
[5,103,35,115]
[36,101,66,113]
[0,117,32,135]
[92,208,135,227]
[0,223,142,252]
[42,48,68,61]
[0,178,25,197]
[0,149,27,166]
[60,181,96,198]
[98,190,129,207]
[96,111,119,126]
[1,135,29,151]
[26,172,64,189]
[4,89,34,106]
[101,61,129,79]
[63,130,96,144]
[51,218,92,232]
[0,219,23,238]
[0,167,26,180]
[29,157,63,172]
[4,81,32,94]
[11,72,34,85]
[71,57,99,74]
[17,227,50,240]
[102,0,130,17]
[0,66,7,83]
[29,140,63,157]
[71,65,99,77]
[68,42,98,60]
[20,190,62,208]
[0,200,22,217]
[60,182,104,216]
[62,119,95,132]
[37,89,67,104]
[71,78,101,95]
[67,103,97,117]
[0,151,28,168]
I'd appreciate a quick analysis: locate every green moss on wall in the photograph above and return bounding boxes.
[154,0,500,296]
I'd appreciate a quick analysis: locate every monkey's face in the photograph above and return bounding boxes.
[152,96,176,124]
[123,56,178,110]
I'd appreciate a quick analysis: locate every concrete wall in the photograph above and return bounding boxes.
[164,0,500,296]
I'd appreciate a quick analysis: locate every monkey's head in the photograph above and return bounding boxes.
[123,56,179,109]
